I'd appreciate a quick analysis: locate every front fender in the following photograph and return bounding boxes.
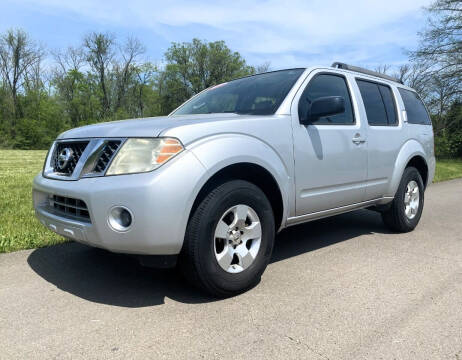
[188,134,293,226]
[386,139,428,197]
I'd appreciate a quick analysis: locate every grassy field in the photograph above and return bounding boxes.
[434,158,462,182]
[0,150,63,253]
[0,150,461,254]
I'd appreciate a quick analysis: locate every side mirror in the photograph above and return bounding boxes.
[301,96,345,125]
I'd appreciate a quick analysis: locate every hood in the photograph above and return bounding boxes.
[57,113,242,140]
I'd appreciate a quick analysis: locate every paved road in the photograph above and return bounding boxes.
[1,179,462,359]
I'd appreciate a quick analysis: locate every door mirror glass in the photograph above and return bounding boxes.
[301,96,345,125]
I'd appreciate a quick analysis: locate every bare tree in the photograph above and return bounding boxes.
[0,29,43,121]
[392,60,460,134]
[405,0,462,135]
[412,0,462,85]
[133,62,157,117]
[24,51,45,93]
[374,64,391,75]
[114,36,145,112]
[51,47,87,127]
[84,32,115,116]
[256,61,271,74]
[53,46,85,74]
[392,63,433,97]
[427,75,461,133]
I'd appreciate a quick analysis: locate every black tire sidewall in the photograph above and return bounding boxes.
[192,180,275,295]
[395,167,425,230]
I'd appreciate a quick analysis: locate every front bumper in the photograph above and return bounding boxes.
[33,150,206,255]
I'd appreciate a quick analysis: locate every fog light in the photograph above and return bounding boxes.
[108,206,133,232]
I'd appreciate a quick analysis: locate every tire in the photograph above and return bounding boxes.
[179,180,275,297]
[381,166,425,232]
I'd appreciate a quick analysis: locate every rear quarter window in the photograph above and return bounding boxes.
[398,88,432,125]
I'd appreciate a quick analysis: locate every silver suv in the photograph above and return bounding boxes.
[33,63,435,296]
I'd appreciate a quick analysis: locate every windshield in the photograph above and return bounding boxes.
[171,68,305,116]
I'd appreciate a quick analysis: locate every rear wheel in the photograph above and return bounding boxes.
[381,167,424,232]
[180,180,275,297]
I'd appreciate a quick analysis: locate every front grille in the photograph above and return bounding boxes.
[53,141,89,176]
[49,195,90,221]
[93,140,122,173]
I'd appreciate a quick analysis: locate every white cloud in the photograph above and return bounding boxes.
[14,0,432,67]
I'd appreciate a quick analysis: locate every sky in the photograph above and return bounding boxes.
[0,0,433,70]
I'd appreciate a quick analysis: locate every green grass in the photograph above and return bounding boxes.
[0,150,64,253]
[1,150,462,253]
[434,158,462,182]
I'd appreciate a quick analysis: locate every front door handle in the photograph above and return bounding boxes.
[352,133,366,145]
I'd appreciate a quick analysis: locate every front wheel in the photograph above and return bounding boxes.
[381,166,425,232]
[179,180,275,297]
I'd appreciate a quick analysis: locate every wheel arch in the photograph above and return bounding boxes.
[186,133,293,232]
[405,155,429,188]
[387,139,429,196]
[188,162,286,231]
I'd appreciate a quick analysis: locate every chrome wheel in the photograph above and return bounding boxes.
[213,204,262,273]
[404,180,420,219]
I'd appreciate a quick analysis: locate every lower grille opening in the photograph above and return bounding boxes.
[49,195,90,222]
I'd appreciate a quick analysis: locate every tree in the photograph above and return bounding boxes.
[256,61,271,74]
[412,0,461,100]
[0,29,43,131]
[433,101,462,157]
[158,39,255,113]
[54,46,86,74]
[407,0,462,139]
[0,29,269,149]
[131,62,159,117]
[374,64,391,75]
[83,32,115,116]
[113,37,145,113]
[414,0,461,79]
[52,46,88,127]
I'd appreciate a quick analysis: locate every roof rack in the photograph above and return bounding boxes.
[331,62,403,84]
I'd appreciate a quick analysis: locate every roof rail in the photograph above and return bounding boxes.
[331,62,403,84]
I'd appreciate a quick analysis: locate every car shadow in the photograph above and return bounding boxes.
[27,209,389,307]
[271,209,390,263]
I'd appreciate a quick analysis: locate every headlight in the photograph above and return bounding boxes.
[106,138,183,175]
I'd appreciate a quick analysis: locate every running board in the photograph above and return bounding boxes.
[286,197,393,227]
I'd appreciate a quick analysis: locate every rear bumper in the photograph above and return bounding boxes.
[33,150,206,255]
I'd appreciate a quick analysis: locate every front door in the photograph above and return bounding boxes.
[291,71,368,216]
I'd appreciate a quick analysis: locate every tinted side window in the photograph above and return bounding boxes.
[298,74,354,125]
[378,85,397,125]
[356,80,388,126]
[398,88,431,125]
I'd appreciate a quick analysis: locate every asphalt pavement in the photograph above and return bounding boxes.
[1,179,461,359]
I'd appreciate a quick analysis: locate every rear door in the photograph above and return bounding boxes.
[354,79,406,199]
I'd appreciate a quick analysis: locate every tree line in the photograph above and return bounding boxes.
[0,32,262,149]
[0,0,460,157]
[383,0,462,158]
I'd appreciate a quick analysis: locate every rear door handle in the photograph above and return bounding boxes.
[352,133,366,145]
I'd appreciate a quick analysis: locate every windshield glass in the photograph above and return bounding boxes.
[171,69,305,116]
